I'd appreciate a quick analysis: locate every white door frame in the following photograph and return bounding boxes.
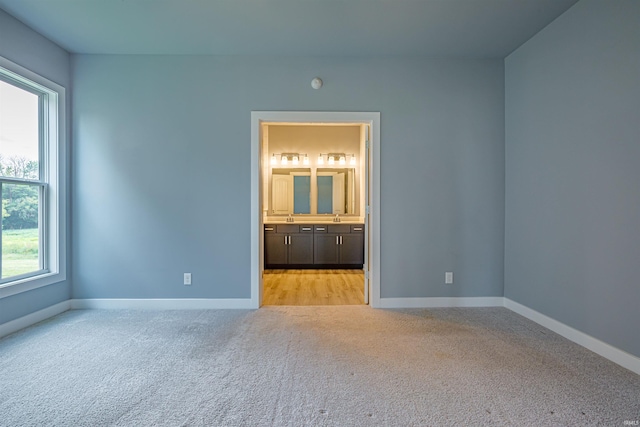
[250,111,381,308]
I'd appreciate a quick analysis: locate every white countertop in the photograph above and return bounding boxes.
[265,218,364,225]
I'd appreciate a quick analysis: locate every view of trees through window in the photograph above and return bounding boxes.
[0,78,42,279]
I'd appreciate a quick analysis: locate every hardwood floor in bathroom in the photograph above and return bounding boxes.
[263,269,365,305]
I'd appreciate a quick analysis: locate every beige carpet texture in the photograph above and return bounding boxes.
[0,306,639,426]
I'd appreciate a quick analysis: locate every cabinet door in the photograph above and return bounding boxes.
[314,234,339,264]
[288,234,314,264]
[265,233,288,266]
[340,233,364,265]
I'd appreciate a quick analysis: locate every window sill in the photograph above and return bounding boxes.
[0,271,66,299]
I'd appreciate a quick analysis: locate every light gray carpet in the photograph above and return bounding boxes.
[0,307,638,426]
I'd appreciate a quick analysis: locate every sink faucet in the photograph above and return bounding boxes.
[333,214,340,222]
[287,214,294,223]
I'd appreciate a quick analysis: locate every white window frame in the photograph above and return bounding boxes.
[0,56,67,298]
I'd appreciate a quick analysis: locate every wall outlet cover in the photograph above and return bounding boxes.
[445,272,453,284]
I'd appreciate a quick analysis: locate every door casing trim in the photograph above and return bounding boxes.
[250,111,381,308]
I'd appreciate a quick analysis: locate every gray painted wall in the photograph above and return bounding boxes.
[505,0,640,357]
[0,8,71,324]
[72,56,505,299]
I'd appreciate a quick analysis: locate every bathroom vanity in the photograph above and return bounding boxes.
[264,223,364,269]
[263,125,367,270]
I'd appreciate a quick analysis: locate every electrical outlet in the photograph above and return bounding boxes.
[184,273,192,286]
[445,272,453,284]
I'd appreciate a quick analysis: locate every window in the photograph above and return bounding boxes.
[0,57,66,297]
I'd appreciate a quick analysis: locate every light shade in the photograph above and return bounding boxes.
[281,155,287,165]
[317,154,324,165]
[303,154,310,165]
[339,155,346,165]
[270,154,277,165]
[350,154,356,165]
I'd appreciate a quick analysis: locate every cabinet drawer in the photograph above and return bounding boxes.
[276,224,300,233]
[350,225,364,233]
[328,224,351,234]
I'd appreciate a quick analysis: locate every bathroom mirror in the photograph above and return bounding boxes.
[270,168,311,214]
[317,168,356,215]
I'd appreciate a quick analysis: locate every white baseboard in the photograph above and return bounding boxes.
[70,298,254,310]
[0,300,71,339]
[504,298,640,376]
[378,296,504,308]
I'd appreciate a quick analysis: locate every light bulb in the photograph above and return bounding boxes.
[281,155,287,165]
[350,155,356,166]
[328,156,335,165]
[339,155,346,165]
[270,154,277,165]
[292,155,299,166]
[317,154,324,165]
[303,155,310,165]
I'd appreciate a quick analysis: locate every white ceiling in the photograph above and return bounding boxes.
[0,0,578,57]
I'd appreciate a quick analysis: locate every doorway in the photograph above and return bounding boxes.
[251,112,380,308]
[262,269,365,305]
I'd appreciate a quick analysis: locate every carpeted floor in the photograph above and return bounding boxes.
[0,307,638,426]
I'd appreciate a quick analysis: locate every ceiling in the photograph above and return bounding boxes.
[0,0,578,57]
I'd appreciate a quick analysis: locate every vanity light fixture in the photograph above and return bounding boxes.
[273,153,307,166]
[273,152,355,167]
[326,153,353,166]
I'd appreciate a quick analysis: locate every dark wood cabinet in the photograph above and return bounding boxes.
[313,234,339,264]
[313,224,364,266]
[265,223,364,269]
[288,233,314,264]
[339,233,364,265]
[264,232,288,265]
[264,225,313,267]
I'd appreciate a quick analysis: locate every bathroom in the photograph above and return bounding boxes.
[261,123,368,305]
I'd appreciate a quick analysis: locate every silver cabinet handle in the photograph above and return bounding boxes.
[336,236,339,245]
[285,236,288,245]
[354,227,362,231]
[265,227,274,231]
[289,236,292,245]
[340,236,343,245]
